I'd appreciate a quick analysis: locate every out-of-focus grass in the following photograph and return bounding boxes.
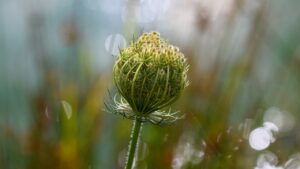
[1,0,300,169]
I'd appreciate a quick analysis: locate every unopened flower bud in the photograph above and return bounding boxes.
[113,32,189,115]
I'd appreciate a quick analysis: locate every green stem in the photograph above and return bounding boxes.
[125,119,143,169]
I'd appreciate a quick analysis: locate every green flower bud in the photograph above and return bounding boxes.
[110,32,189,124]
[113,32,189,113]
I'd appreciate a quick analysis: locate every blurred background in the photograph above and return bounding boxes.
[1,0,300,168]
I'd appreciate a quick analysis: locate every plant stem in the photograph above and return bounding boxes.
[125,119,143,169]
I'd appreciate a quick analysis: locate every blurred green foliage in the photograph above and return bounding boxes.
[0,0,300,169]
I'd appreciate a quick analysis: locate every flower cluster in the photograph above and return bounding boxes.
[108,32,189,124]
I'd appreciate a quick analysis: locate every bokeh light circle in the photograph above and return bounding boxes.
[249,127,273,151]
[104,34,127,56]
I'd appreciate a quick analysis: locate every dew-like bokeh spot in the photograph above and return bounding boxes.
[61,100,72,120]
[249,127,273,151]
[263,122,279,133]
[104,34,127,56]
[285,154,300,169]
[264,107,295,132]
[172,134,204,169]
[255,151,283,169]
[121,0,171,24]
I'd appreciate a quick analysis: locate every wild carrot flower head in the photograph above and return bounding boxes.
[108,32,189,124]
